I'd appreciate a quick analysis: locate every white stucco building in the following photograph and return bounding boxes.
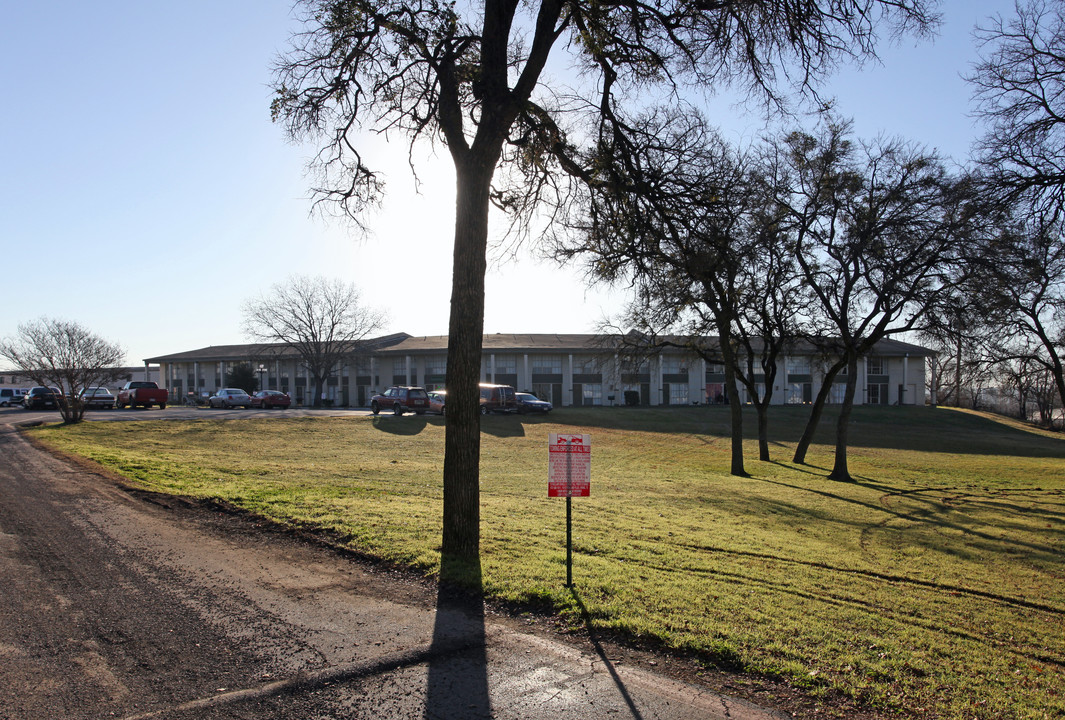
[144,333,932,408]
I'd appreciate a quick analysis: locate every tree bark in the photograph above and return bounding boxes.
[441,158,494,565]
[756,402,770,461]
[716,332,748,477]
[828,352,860,482]
[793,359,846,465]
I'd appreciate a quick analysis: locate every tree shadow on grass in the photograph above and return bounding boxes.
[370,415,430,436]
[750,474,1065,560]
[559,405,1065,458]
[425,554,492,719]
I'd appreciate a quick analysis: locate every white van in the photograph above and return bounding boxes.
[0,388,25,407]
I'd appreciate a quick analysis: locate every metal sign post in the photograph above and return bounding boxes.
[548,433,590,587]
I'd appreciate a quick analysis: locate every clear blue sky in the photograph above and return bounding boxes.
[1,1,1015,366]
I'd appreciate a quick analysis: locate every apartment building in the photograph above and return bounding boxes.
[144,333,932,408]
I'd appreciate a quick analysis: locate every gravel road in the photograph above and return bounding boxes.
[0,419,787,719]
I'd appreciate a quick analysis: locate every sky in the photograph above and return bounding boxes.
[1,0,1019,366]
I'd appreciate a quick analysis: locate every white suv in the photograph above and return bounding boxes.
[0,389,25,407]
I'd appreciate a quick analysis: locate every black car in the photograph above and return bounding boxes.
[23,386,63,410]
[515,392,552,414]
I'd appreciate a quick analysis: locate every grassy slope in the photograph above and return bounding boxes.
[29,405,1065,719]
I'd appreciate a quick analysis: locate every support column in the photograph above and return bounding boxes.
[565,354,574,407]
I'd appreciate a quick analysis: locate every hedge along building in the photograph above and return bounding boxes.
[145,333,933,408]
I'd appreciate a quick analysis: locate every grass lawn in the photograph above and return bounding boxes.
[27,405,1065,719]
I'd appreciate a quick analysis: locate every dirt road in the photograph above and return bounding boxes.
[0,420,787,719]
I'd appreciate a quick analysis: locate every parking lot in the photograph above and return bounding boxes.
[1,404,376,423]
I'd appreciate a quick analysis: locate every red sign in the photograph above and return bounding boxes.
[548,433,591,497]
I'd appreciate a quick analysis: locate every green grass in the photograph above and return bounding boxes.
[27,405,1065,719]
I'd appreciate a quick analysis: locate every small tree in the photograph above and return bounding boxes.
[243,275,386,407]
[0,317,125,424]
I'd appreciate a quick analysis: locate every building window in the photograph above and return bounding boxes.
[425,356,446,375]
[575,356,600,373]
[828,383,847,404]
[867,356,885,374]
[492,355,517,374]
[786,356,811,374]
[582,383,603,406]
[743,383,767,404]
[668,383,689,405]
[787,382,812,404]
[532,355,562,374]
[661,356,689,374]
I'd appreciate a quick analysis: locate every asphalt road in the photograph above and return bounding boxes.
[0,411,789,720]
[4,403,376,423]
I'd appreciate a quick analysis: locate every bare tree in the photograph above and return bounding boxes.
[242,275,386,407]
[272,0,938,562]
[0,317,125,424]
[558,108,808,473]
[970,0,1065,217]
[967,215,1065,414]
[774,122,975,479]
[967,0,1065,419]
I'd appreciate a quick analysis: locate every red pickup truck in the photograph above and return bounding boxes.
[117,381,169,409]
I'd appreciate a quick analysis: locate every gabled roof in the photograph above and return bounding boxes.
[143,332,934,363]
[144,333,411,363]
[384,333,613,354]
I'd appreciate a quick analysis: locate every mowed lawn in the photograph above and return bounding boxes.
[28,405,1064,719]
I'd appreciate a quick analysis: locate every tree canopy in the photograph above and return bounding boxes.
[273,0,940,562]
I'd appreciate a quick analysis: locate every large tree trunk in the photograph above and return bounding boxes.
[828,352,860,482]
[441,159,494,566]
[793,359,846,465]
[313,376,325,408]
[756,401,770,461]
[717,333,748,477]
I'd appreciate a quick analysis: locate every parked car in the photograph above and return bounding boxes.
[515,392,552,414]
[80,387,116,409]
[23,386,63,410]
[479,383,517,414]
[208,388,252,408]
[427,390,447,415]
[250,390,291,409]
[0,388,24,407]
[370,386,430,416]
[117,381,169,409]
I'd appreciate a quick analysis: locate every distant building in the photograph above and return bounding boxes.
[144,333,933,408]
[0,367,156,392]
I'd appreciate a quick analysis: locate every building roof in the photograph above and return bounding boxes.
[144,333,411,363]
[144,332,934,363]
